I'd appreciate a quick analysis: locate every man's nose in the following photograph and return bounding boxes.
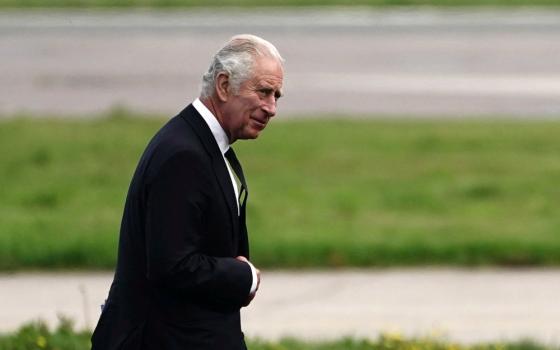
[262,96,277,118]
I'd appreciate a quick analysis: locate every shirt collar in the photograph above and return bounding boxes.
[192,98,230,155]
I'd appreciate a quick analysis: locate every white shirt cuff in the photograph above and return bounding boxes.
[246,260,258,295]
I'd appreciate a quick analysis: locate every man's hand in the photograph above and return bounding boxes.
[236,256,260,305]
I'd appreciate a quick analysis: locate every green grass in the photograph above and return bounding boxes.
[2,113,560,270]
[1,0,560,8]
[0,320,555,350]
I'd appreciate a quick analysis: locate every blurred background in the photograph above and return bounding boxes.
[1,1,560,349]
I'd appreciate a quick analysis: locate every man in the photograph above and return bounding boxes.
[91,34,284,350]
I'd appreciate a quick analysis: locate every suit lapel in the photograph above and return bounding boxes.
[180,105,239,243]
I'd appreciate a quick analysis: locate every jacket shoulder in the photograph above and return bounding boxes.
[140,113,208,181]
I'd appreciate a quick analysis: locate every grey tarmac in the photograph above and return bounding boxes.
[1,269,559,344]
[1,8,560,117]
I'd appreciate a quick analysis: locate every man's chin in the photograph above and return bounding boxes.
[247,126,264,139]
[237,131,261,141]
[248,132,261,140]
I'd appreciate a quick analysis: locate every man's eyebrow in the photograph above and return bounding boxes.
[257,83,283,98]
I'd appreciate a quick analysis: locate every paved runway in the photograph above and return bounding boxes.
[1,9,560,117]
[1,269,559,344]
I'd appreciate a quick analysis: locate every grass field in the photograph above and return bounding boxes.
[1,0,560,7]
[0,320,554,350]
[1,113,560,270]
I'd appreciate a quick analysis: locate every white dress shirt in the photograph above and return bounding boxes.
[192,98,258,295]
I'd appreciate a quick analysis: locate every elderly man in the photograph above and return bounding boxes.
[91,34,284,350]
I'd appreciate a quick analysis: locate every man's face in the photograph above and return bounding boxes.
[221,57,284,142]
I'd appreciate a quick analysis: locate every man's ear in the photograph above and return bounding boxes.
[215,72,230,102]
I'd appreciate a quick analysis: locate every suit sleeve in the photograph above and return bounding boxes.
[144,151,252,308]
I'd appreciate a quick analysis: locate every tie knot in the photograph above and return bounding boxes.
[225,148,235,163]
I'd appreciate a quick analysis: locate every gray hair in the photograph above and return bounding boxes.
[200,34,284,98]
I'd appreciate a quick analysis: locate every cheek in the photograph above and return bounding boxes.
[231,95,261,129]
[241,99,260,117]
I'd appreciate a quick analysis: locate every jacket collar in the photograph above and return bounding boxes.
[192,98,230,155]
[180,104,240,244]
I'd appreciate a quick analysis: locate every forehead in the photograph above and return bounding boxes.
[250,57,284,86]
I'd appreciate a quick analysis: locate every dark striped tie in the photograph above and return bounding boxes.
[225,147,248,213]
[225,147,250,257]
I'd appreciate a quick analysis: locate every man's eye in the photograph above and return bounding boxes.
[259,88,281,101]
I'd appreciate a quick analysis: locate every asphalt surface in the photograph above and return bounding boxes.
[1,8,560,117]
[1,269,559,344]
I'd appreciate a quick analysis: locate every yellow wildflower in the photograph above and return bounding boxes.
[36,335,47,348]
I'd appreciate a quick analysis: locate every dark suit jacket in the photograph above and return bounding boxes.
[91,104,253,350]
